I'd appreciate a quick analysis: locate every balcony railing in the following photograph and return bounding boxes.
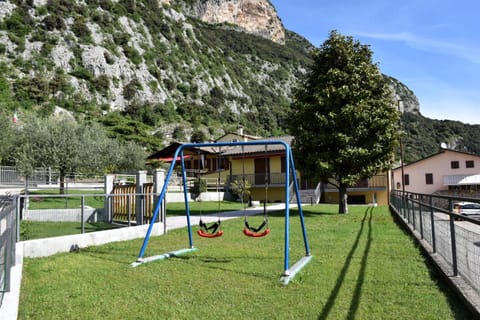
[227,173,288,187]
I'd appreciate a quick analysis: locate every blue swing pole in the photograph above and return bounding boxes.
[133,145,197,267]
[180,149,194,248]
[279,146,313,285]
[289,147,311,256]
[283,146,291,274]
[133,141,312,283]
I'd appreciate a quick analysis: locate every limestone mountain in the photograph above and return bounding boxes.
[0,0,470,161]
[174,0,285,44]
[0,0,311,149]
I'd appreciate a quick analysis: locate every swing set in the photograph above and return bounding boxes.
[131,140,312,285]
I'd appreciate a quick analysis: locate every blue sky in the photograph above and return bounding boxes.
[270,0,480,125]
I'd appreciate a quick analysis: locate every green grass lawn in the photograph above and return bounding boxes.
[27,189,104,209]
[20,200,246,240]
[20,221,122,241]
[18,205,472,319]
[165,200,247,216]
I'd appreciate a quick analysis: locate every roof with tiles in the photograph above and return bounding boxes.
[220,135,293,157]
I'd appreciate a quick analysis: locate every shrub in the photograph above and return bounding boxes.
[191,178,207,200]
[122,45,142,65]
[72,17,91,42]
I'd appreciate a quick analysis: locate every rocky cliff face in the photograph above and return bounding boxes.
[0,0,423,149]
[386,75,420,114]
[177,0,285,44]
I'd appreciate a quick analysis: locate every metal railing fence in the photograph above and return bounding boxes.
[390,190,480,297]
[0,196,16,307]
[0,166,104,186]
[17,191,167,241]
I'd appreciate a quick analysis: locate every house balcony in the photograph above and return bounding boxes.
[227,173,289,187]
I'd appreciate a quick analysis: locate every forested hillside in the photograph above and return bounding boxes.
[0,0,478,165]
[0,0,311,152]
[401,113,480,163]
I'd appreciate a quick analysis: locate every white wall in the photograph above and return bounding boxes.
[392,150,480,194]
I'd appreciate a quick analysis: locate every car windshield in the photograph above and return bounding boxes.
[461,203,480,209]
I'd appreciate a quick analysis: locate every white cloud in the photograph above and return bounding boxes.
[355,31,480,65]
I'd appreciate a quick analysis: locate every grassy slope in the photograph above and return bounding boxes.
[19,205,471,319]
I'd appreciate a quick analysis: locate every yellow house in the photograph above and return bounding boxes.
[321,173,390,206]
[220,136,295,203]
[146,131,390,205]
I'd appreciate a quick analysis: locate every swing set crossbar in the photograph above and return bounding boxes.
[133,140,312,284]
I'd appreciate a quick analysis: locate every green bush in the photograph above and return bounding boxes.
[122,45,142,65]
[191,178,207,200]
[72,17,91,42]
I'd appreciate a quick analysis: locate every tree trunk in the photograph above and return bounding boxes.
[339,183,348,214]
[59,172,66,195]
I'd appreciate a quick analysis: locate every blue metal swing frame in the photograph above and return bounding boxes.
[131,140,312,285]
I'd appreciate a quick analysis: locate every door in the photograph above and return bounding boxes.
[255,157,270,185]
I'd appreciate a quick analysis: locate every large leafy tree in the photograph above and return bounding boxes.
[0,111,16,164]
[289,30,400,213]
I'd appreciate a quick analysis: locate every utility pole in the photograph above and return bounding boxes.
[398,100,405,195]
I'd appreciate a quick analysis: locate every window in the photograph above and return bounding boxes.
[404,174,410,186]
[425,173,433,184]
[466,160,475,168]
[451,161,459,169]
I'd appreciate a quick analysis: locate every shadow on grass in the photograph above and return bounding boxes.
[318,206,373,320]
[166,203,334,218]
[184,254,281,281]
[268,208,334,218]
[75,222,123,232]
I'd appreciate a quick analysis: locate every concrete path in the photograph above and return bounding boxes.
[165,203,292,231]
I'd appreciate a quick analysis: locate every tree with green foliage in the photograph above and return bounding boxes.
[12,115,146,193]
[0,112,16,165]
[289,30,400,214]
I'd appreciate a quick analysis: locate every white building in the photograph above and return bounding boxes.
[392,148,480,194]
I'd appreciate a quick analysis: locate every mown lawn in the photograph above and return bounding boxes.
[20,201,247,240]
[165,200,248,216]
[18,205,472,319]
[20,221,122,241]
[26,189,104,210]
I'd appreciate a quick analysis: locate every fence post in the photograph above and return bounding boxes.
[406,194,410,224]
[447,199,458,276]
[136,171,147,225]
[104,174,115,223]
[81,195,85,234]
[16,196,21,243]
[127,196,131,227]
[412,194,416,230]
[418,195,423,239]
[429,195,436,253]
[154,169,166,224]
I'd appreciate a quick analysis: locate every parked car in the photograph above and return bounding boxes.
[454,202,480,216]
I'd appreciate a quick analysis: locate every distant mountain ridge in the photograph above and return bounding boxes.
[0,0,476,161]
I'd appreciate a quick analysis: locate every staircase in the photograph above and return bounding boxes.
[290,186,320,204]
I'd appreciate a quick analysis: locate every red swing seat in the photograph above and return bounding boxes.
[243,219,270,237]
[197,219,223,238]
[197,229,224,238]
[243,227,270,237]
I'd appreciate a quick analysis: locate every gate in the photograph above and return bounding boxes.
[111,183,155,224]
